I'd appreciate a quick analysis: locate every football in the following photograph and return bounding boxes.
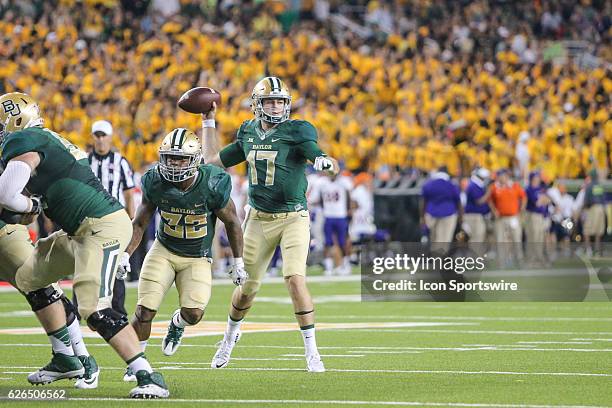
[177,87,221,114]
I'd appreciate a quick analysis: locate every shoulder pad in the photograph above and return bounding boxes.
[290,120,318,143]
[0,129,43,161]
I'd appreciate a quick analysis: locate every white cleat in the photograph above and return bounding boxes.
[74,355,99,389]
[129,370,170,399]
[210,331,241,368]
[162,310,185,356]
[27,353,84,385]
[306,353,325,372]
[74,370,99,389]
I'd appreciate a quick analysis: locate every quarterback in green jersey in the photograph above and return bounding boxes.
[202,77,338,373]
[117,128,245,377]
[0,92,168,398]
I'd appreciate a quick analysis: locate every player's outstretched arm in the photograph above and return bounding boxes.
[126,195,156,256]
[214,197,247,285]
[201,102,224,167]
[214,197,243,259]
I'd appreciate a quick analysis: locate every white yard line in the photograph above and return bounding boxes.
[333,329,612,335]
[34,397,610,408]
[153,358,303,363]
[518,341,593,345]
[571,338,612,342]
[0,311,34,317]
[281,354,365,358]
[208,314,612,322]
[346,351,423,354]
[0,343,610,352]
[461,344,538,348]
[2,366,611,378]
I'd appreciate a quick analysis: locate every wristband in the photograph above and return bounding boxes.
[233,257,244,268]
[202,119,216,128]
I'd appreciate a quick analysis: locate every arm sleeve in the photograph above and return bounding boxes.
[219,142,246,168]
[140,170,152,203]
[207,169,232,210]
[120,157,135,190]
[294,121,325,162]
[0,160,32,212]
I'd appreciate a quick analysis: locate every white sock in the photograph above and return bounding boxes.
[300,326,318,356]
[140,340,148,352]
[343,257,350,268]
[67,318,89,357]
[225,315,242,342]
[172,309,190,329]
[128,353,152,374]
[324,258,333,273]
[48,325,74,356]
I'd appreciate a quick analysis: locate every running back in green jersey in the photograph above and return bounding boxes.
[219,119,325,213]
[141,164,231,258]
[0,127,123,234]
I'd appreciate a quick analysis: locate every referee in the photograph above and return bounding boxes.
[73,120,135,317]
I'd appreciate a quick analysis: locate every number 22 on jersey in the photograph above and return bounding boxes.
[160,210,207,239]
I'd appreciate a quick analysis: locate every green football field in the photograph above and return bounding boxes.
[0,271,610,408]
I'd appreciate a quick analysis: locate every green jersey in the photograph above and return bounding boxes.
[0,127,123,234]
[219,119,324,213]
[141,164,231,258]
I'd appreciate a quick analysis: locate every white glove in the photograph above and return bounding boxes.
[116,252,131,281]
[228,257,248,286]
[29,195,45,215]
[313,156,333,172]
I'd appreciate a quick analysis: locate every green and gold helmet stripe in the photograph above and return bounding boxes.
[269,77,282,93]
[177,128,187,148]
[170,128,187,149]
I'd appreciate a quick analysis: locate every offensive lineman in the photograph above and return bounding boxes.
[0,206,99,388]
[118,128,246,380]
[0,92,168,398]
[202,77,338,372]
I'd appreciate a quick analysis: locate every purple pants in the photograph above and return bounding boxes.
[324,217,349,248]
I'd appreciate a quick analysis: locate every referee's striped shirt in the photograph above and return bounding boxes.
[88,151,135,204]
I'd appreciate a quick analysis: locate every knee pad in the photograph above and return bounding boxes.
[60,295,80,324]
[24,286,63,312]
[86,308,129,342]
[241,280,260,297]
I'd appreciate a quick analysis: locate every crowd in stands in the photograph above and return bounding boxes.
[0,0,610,181]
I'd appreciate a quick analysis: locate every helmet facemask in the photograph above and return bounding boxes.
[251,77,292,124]
[159,151,201,183]
[158,128,202,183]
[253,95,291,124]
